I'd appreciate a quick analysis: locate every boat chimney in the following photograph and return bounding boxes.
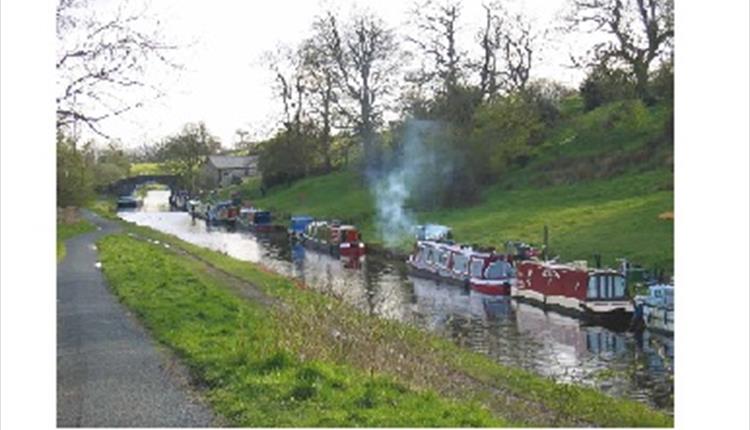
[594,253,601,268]
[543,225,549,260]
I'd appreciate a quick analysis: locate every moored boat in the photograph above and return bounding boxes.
[407,241,515,296]
[514,260,633,327]
[633,284,674,335]
[289,215,314,239]
[301,220,366,257]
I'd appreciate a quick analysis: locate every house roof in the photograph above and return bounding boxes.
[207,155,257,170]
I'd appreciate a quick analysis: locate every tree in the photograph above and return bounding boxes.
[160,122,221,191]
[579,63,636,110]
[565,0,674,100]
[318,11,401,170]
[300,30,341,172]
[476,2,536,99]
[56,0,180,138]
[407,0,465,100]
[57,132,94,206]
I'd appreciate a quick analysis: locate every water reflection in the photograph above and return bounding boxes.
[119,191,673,411]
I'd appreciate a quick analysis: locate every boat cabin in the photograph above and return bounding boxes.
[415,224,453,242]
[289,215,314,235]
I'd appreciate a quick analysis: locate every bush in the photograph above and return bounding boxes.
[579,65,636,111]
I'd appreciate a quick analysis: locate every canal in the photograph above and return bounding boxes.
[120,190,673,411]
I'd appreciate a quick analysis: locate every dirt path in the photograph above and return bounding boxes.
[57,210,217,427]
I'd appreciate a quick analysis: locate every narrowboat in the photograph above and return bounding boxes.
[203,200,238,225]
[289,215,314,238]
[302,220,366,257]
[407,241,515,296]
[236,207,273,232]
[514,260,633,326]
[633,284,674,335]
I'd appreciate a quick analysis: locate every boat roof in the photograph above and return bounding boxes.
[291,215,314,221]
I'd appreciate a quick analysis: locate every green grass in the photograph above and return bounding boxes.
[97,234,503,427]
[87,197,119,220]
[102,222,673,426]
[57,218,96,262]
[220,99,673,272]
[130,162,168,176]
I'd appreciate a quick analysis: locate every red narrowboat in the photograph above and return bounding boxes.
[302,221,366,258]
[514,260,633,325]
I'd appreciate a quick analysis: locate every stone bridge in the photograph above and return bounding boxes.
[109,175,180,196]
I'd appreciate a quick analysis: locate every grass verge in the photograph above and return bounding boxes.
[57,216,96,262]
[101,221,673,427]
[98,234,502,427]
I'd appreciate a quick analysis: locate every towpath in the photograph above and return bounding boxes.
[57,210,216,427]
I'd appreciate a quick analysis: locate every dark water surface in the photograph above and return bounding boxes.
[120,190,673,411]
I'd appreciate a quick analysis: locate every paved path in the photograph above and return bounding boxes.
[57,211,216,427]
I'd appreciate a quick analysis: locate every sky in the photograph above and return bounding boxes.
[70,0,590,149]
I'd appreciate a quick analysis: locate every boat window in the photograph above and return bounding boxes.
[587,276,598,298]
[485,261,507,279]
[426,249,435,264]
[654,289,662,298]
[470,259,484,278]
[453,254,468,274]
[439,251,450,268]
[606,276,614,298]
[614,276,626,297]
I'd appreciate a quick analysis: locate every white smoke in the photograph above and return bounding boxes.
[372,120,449,246]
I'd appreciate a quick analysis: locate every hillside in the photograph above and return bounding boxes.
[221,98,674,272]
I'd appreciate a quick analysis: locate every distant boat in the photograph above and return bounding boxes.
[288,215,314,238]
[237,207,273,232]
[407,240,515,296]
[634,284,674,335]
[301,220,366,258]
[116,195,139,209]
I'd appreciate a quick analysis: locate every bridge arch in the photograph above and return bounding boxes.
[109,175,180,196]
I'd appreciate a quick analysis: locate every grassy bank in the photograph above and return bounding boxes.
[220,99,673,272]
[225,169,673,271]
[99,220,673,427]
[57,216,96,262]
[98,234,502,427]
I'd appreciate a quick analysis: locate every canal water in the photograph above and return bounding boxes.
[120,190,674,411]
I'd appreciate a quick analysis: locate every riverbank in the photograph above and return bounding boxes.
[217,99,673,273]
[97,214,673,427]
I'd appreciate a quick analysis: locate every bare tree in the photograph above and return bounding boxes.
[262,45,307,132]
[300,28,341,172]
[476,2,535,98]
[565,0,674,99]
[318,11,400,167]
[56,0,180,139]
[408,0,465,99]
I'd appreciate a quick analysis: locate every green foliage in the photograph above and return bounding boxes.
[131,162,168,176]
[160,122,221,191]
[258,124,322,188]
[97,235,504,427]
[579,65,637,111]
[466,94,546,185]
[57,133,94,207]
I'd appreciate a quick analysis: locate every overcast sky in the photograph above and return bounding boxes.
[79,0,589,149]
